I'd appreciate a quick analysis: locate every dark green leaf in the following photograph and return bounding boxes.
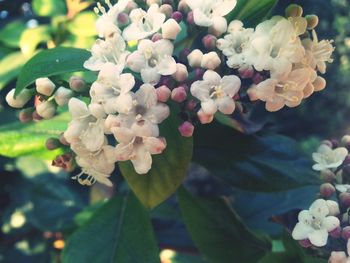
[32,0,67,17]
[227,0,278,27]
[15,47,90,96]
[259,252,294,263]
[119,109,193,209]
[62,193,161,263]
[177,187,271,263]
[193,122,320,192]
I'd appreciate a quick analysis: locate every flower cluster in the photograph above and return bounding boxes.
[291,136,350,262]
[4,2,335,187]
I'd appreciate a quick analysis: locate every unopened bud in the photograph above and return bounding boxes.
[32,110,43,121]
[186,100,197,111]
[35,78,56,96]
[69,76,87,92]
[6,88,32,108]
[209,17,227,37]
[45,138,61,150]
[320,183,335,198]
[326,200,340,216]
[172,11,183,22]
[171,86,187,102]
[162,18,181,40]
[306,14,319,30]
[172,63,188,82]
[342,135,350,149]
[238,65,254,79]
[313,76,326,92]
[342,226,350,240]
[186,11,195,25]
[54,87,74,106]
[298,239,312,248]
[285,4,303,17]
[178,121,194,137]
[36,100,56,119]
[331,139,339,148]
[178,0,190,14]
[117,12,130,27]
[252,73,264,84]
[201,52,221,70]
[330,227,342,238]
[156,85,171,102]
[187,49,203,68]
[19,108,34,123]
[320,169,336,182]
[197,109,214,124]
[52,153,74,172]
[152,33,163,42]
[340,192,350,207]
[202,34,217,50]
[160,4,173,18]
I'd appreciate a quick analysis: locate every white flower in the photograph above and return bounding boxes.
[5,88,32,109]
[335,184,350,193]
[255,68,310,112]
[71,142,115,187]
[127,39,176,84]
[64,98,105,152]
[186,0,236,31]
[312,144,348,171]
[187,49,203,68]
[94,0,129,39]
[84,34,130,72]
[122,4,165,41]
[90,62,134,114]
[191,70,241,116]
[35,77,55,96]
[302,30,335,74]
[201,52,221,70]
[161,18,181,40]
[246,16,305,78]
[36,100,56,119]
[292,199,340,247]
[112,126,166,174]
[217,20,254,68]
[329,240,350,263]
[117,84,170,137]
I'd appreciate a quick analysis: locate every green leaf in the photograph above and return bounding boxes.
[67,12,97,37]
[227,0,278,26]
[177,187,271,263]
[15,47,90,96]
[259,252,294,263]
[19,26,52,56]
[0,20,27,48]
[32,0,67,17]
[193,122,320,192]
[119,109,193,209]
[0,113,68,159]
[0,52,29,90]
[62,193,161,263]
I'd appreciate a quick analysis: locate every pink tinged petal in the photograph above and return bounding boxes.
[115,143,134,161]
[255,79,278,101]
[115,93,133,114]
[265,98,285,112]
[221,75,241,96]
[322,216,340,232]
[119,73,135,93]
[136,84,158,108]
[131,147,152,174]
[193,9,213,27]
[157,56,177,76]
[143,137,167,155]
[197,109,214,124]
[131,121,159,137]
[329,251,347,263]
[292,222,314,240]
[141,67,161,85]
[308,229,328,247]
[201,100,217,115]
[68,98,89,119]
[309,199,329,219]
[216,97,235,115]
[112,127,135,143]
[127,51,147,72]
[288,69,311,89]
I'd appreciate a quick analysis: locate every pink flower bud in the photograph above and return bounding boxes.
[320,183,335,198]
[298,239,312,248]
[171,86,187,102]
[36,100,56,119]
[186,11,195,25]
[178,0,190,14]
[69,76,87,92]
[156,85,171,102]
[197,109,214,124]
[252,73,264,84]
[19,108,34,123]
[35,78,56,96]
[152,33,163,42]
[342,226,350,240]
[187,49,203,68]
[32,110,43,121]
[117,12,130,26]
[178,121,194,137]
[329,227,342,238]
[45,138,60,150]
[238,65,254,79]
[340,192,350,207]
[202,34,217,50]
[160,4,173,18]
[320,169,336,182]
[172,11,183,22]
[186,100,197,111]
[162,18,181,40]
[6,88,32,109]
[172,63,188,82]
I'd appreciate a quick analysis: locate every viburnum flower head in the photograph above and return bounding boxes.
[191,70,241,116]
[127,39,177,85]
[312,144,348,171]
[122,4,166,41]
[292,199,340,247]
[90,62,134,114]
[84,34,130,72]
[186,0,237,35]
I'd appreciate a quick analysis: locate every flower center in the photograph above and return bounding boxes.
[210,85,225,99]
[311,218,322,230]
